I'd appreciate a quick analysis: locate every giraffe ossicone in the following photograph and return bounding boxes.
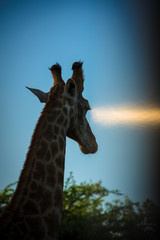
[0,62,98,240]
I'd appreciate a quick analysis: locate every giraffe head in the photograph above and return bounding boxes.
[27,62,98,154]
[64,62,98,154]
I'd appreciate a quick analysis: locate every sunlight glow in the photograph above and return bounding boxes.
[91,105,160,126]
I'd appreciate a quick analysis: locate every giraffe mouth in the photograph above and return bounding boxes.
[67,128,98,154]
[79,141,98,154]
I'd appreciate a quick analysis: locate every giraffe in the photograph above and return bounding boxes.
[0,62,98,240]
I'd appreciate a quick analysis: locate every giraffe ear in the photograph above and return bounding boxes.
[26,87,49,103]
[64,78,77,98]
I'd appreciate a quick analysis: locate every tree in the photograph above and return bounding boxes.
[59,172,117,240]
[0,174,159,239]
[0,182,17,214]
[59,173,160,240]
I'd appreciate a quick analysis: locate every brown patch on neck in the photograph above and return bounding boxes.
[44,211,60,238]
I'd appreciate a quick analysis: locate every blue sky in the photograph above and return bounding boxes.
[0,0,157,204]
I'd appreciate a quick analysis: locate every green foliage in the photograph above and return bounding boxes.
[0,182,17,214]
[59,173,160,240]
[0,174,159,239]
[63,172,111,216]
[60,172,110,240]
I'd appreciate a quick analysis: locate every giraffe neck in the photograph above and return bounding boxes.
[0,86,69,240]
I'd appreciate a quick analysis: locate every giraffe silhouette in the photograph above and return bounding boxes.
[0,62,98,240]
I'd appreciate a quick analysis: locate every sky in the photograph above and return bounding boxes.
[0,0,159,205]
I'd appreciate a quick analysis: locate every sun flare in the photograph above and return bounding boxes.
[91,105,160,126]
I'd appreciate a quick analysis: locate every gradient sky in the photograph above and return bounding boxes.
[0,0,158,204]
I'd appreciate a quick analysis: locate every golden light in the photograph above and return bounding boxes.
[91,105,160,126]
